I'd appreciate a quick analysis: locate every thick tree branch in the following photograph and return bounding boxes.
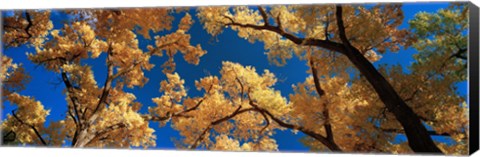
[334,5,443,153]
[309,57,326,96]
[142,113,193,122]
[447,48,467,61]
[219,5,443,153]
[92,36,178,117]
[235,73,341,151]
[234,77,270,134]
[60,63,84,147]
[111,62,141,80]
[62,71,82,126]
[257,6,270,26]
[24,12,33,38]
[275,13,283,31]
[39,54,83,146]
[335,6,352,48]
[142,115,171,122]
[67,108,78,127]
[452,43,467,60]
[223,16,345,54]
[73,45,113,148]
[308,51,335,143]
[248,101,342,151]
[67,108,79,146]
[92,45,114,116]
[323,106,334,143]
[246,81,341,151]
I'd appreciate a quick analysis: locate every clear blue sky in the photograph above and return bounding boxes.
[1,2,466,151]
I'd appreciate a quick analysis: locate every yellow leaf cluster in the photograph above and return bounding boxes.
[3,11,53,48]
[28,22,108,72]
[2,93,49,144]
[151,61,286,150]
[1,56,30,97]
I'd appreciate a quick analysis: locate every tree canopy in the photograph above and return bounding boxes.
[1,2,470,155]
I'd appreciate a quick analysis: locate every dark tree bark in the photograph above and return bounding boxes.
[334,6,442,153]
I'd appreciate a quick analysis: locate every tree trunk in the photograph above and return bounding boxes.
[342,45,443,153]
[73,129,93,147]
[72,114,100,147]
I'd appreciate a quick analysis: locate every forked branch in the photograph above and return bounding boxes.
[189,106,256,149]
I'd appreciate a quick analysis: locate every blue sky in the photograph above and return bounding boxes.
[1,2,467,151]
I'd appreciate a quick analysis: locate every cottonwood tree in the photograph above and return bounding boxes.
[145,61,365,151]
[144,45,464,153]
[2,10,53,145]
[1,3,469,155]
[146,62,284,151]
[405,4,468,154]
[196,3,468,154]
[297,5,469,154]
[1,56,39,145]
[1,8,206,148]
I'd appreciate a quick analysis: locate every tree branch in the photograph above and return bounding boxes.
[3,11,34,49]
[39,54,83,146]
[24,12,33,38]
[60,63,85,147]
[85,123,127,146]
[323,107,334,142]
[335,5,352,47]
[249,101,342,151]
[11,110,47,146]
[143,84,213,122]
[92,45,114,116]
[179,84,214,114]
[447,48,467,61]
[257,6,270,26]
[333,5,443,153]
[218,5,442,153]
[324,13,330,41]
[223,16,345,53]
[232,76,270,134]
[307,50,335,142]
[275,13,283,31]
[258,111,270,134]
[69,104,82,147]
[2,130,17,144]
[189,106,256,149]
[309,56,326,97]
[246,89,342,152]
[235,77,245,101]
[62,71,82,126]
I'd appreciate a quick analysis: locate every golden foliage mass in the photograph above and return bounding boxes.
[1,3,469,155]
